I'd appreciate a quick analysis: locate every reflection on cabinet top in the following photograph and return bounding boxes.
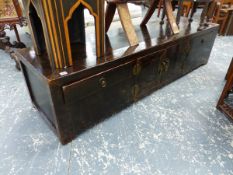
[16,18,219,80]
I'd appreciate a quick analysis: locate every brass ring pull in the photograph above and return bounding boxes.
[99,77,107,88]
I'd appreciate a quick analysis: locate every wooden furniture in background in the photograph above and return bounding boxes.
[224,9,233,35]
[182,1,193,17]
[105,0,144,46]
[0,0,26,50]
[212,0,233,34]
[185,0,218,31]
[217,58,233,120]
[141,0,179,34]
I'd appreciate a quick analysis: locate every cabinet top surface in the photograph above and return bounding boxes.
[16,18,218,81]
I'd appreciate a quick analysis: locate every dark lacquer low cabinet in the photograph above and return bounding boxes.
[17,24,218,144]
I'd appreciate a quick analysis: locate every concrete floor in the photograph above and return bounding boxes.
[1,22,233,174]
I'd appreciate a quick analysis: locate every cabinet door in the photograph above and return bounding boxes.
[159,44,180,84]
[136,49,165,98]
[182,31,216,74]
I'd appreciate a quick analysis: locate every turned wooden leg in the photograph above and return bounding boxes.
[117,3,138,46]
[189,1,198,23]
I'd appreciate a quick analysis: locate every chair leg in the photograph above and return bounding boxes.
[13,25,21,42]
[141,0,159,26]
[189,1,198,23]
[164,0,179,34]
[220,18,227,35]
[117,3,138,46]
[185,3,192,17]
[160,6,166,25]
[158,0,163,17]
[94,0,105,58]
[105,3,117,32]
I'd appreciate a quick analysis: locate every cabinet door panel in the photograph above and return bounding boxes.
[182,31,217,74]
[62,61,135,104]
[159,44,180,84]
[65,78,134,132]
[137,50,164,97]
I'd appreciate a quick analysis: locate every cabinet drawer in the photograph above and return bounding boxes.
[67,78,135,131]
[62,61,135,104]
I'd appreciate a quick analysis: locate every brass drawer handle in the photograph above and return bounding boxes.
[99,77,107,88]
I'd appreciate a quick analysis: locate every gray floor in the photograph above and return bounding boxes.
[1,26,233,174]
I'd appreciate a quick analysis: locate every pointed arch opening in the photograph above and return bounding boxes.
[66,3,97,62]
[29,3,47,55]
